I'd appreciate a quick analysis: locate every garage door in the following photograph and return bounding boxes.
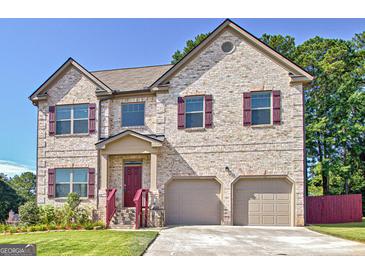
[165,179,221,225]
[233,178,292,226]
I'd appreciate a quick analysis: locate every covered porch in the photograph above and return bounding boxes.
[96,130,164,228]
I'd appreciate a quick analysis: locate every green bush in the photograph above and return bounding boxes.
[54,206,66,225]
[48,224,57,230]
[93,221,105,229]
[39,205,56,225]
[20,226,28,233]
[70,223,78,230]
[9,226,17,234]
[19,201,39,225]
[84,222,94,230]
[29,226,37,232]
[67,192,81,211]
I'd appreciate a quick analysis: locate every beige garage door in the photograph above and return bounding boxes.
[233,178,292,226]
[166,179,221,225]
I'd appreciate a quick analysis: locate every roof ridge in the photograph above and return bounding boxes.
[91,63,172,73]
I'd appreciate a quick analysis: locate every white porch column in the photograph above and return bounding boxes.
[150,152,157,192]
[100,154,108,190]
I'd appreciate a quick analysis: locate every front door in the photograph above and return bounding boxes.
[124,165,142,207]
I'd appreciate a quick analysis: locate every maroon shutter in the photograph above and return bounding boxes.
[205,95,213,128]
[243,92,252,126]
[88,168,95,199]
[177,97,185,129]
[49,106,55,135]
[89,103,96,134]
[273,90,281,125]
[48,168,55,198]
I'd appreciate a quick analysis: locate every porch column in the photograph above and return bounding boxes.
[150,152,157,192]
[100,154,108,190]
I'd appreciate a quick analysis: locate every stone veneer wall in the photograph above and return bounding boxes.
[155,28,305,225]
[109,95,157,136]
[36,67,99,209]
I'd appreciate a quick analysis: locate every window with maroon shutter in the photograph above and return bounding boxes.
[88,168,95,199]
[177,97,185,129]
[243,92,252,126]
[49,106,56,135]
[89,103,96,134]
[48,168,55,198]
[205,95,213,128]
[272,90,281,125]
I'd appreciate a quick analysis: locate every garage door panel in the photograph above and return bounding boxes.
[166,179,221,225]
[234,179,292,226]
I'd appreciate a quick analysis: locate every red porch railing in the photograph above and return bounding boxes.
[133,188,149,229]
[105,188,117,228]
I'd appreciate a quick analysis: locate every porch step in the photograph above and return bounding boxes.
[112,207,136,226]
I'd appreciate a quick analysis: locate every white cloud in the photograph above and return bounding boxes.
[0,160,35,178]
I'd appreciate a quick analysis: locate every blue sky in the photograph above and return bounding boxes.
[0,18,364,177]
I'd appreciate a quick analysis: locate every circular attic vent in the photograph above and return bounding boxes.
[221,41,234,53]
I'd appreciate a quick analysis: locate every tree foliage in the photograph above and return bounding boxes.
[0,172,36,222]
[171,33,210,64]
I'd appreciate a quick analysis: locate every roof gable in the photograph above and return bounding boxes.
[151,19,313,87]
[29,58,113,103]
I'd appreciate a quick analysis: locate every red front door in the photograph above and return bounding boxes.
[124,166,142,207]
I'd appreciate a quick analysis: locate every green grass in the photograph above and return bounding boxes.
[308,218,365,243]
[0,230,158,256]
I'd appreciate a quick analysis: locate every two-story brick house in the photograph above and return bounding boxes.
[29,19,313,228]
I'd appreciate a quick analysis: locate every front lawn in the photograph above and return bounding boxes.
[308,218,365,243]
[0,230,158,256]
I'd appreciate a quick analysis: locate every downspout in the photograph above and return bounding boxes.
[96,95,111,213]
[302,84,307,226]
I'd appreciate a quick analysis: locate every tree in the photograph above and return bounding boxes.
[8,172,36,203]
[171,33,210,64]
[0,174,20,222]
[260,34,296,60]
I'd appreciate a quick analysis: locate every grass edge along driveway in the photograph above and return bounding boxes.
[308,218,365,244]
[0,230,158,256]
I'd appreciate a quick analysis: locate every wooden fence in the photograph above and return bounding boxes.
[306,194,363,224]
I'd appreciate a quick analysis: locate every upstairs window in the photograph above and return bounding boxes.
[185,96,204,128]
[55,168,88,198]
[122,103,145,127]
[251,92,271,125]
[56,104,88,135]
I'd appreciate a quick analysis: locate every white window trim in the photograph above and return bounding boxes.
[185,95,205,129]
[121,102,146,128]
[251,91,273,126]
[55,168,88,198]
[55,104,89,135]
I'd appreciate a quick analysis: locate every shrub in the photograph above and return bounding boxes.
[66,192,81,211]
[93,221,105,229]
[48,224,57,230]
[29,226,37,232]
[19,201,39,225]
[9,226,17,234]
[39,205,56,225]
[54,206,66,225]
[75,207,92,225]
[83,222,94,230]
[20,226,28,233]
[39,225,47,231]
[70,223,78,230]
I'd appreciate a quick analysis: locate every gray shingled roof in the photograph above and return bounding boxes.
[91,64,173,92]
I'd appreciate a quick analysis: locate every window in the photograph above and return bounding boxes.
[55,168,88,198]
[251,92,271,125]
[121,103,145,127]
[56,104,88,135]
[185,96,204,128]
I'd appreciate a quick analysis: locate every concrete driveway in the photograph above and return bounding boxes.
[144,226,365,256]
